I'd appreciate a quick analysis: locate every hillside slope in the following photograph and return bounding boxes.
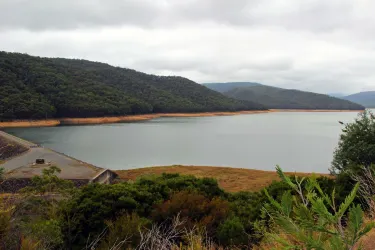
[0,52,265,120]
[342,91,375,108]
[203,82,260,93]
[224,85,365,110]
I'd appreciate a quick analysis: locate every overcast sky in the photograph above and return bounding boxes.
[1,0,375,94]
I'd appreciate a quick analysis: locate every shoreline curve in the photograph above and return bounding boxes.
[0,109,363,128]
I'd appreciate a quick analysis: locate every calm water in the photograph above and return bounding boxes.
[4,111,365,173]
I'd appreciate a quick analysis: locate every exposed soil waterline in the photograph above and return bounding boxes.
[0,109,363,128]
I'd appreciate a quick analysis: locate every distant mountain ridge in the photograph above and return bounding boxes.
[342,91,375,108]
[204,82,365,110]
[0,52,266,120]
[202,82,261,93]
[328,93,346,98]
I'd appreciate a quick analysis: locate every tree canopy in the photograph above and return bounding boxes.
[331,110,375,174]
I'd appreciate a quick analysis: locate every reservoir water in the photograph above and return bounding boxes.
[4,111,365,173]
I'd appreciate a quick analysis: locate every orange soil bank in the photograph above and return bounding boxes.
[0,111,269,128]
[0,109,363,128]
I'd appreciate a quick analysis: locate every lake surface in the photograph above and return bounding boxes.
[4,111,365,173]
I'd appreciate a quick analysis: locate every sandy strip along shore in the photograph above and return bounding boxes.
[0,109,363,128]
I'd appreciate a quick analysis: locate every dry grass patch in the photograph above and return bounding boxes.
[0,119,60,128]
[116,165,330,192]
[354,219,375,250]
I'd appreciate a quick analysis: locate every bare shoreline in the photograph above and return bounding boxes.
[0,109,362,128]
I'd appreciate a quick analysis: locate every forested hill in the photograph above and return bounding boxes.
[342,91,375,108]
[224,85,365,110]
[0,52,265,120]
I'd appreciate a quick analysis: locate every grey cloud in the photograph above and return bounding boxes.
[168,0,257,26]
[0,0,366,33]
[0,0,257,31]
[132,58,203,72]
[250,0,354,32]
[0,0,255,30]
[133,57,293,74]
[1,1,375,94]
[0,0,162,30]
[238,59,294,72]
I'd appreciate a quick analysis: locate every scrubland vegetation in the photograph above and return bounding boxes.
[0,111,374,249]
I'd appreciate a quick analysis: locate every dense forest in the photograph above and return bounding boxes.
[342,91,375,108]
[220,84,365,110]
[0,52,265,120]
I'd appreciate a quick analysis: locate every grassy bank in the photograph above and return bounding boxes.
[115,165,331,192]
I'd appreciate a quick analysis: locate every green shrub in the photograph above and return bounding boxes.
[152,191,230,238]
[259,166,375,249]
[217,216,247,247]
[136,173,225,199]
[21,166,74,195]
[59,173,225,248]
[99,213,150,249]
[23,219,63,249]
[59,182,159,247]
[331,110,375,174]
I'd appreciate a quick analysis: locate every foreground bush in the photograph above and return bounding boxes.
[59,173,226,248]
[0,163,370,249]
[259,166,375,249]
[152,191,230,240]
[331,110,375,174]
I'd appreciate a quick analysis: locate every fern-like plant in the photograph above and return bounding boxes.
[258,166,375,250]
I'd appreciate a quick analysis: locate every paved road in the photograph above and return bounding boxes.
[0,131,101,179]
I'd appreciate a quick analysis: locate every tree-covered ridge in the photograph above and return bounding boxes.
[224,85,365,110]
[0,52,265,120]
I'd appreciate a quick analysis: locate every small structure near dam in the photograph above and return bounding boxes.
[0,130,117,192]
